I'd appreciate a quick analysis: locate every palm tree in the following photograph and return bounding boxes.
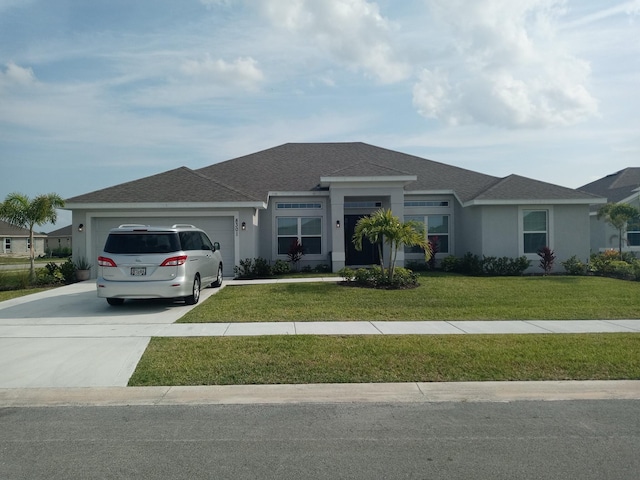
[0,192,65,281]
[352,209,432,282]
[597,203,640,258]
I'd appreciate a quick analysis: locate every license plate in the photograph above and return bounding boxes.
[131,267,146,276]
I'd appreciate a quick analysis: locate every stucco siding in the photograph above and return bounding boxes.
[553,205,591,265]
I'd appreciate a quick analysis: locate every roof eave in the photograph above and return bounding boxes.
[462,198,608,207]
[64,201,268,210]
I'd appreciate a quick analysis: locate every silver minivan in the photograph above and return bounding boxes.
[97,224,223,306]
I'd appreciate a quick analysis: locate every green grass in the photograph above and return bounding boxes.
[0,288,50,302]
[180,274,640,322]
[128,333,640,386]
[0,256,60,265]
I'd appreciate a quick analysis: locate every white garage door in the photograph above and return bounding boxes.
[92,216,235,277]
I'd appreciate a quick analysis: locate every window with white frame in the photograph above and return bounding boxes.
[522,209,548,253]
[627,217,640,246]
[404,215,449,254]
[4,238,10,253]
[277,217,322,255]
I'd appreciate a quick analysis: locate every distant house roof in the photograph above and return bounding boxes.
[0,220,47,237]
[47,225,72,237]
[579,168,640,203]
[66,142,602,206]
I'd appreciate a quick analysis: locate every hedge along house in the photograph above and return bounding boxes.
[65,143,605,277]
[579,168,640,255]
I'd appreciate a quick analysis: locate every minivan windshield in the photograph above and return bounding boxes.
[104,233,180,254]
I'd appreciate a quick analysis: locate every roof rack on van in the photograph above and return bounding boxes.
[118,224,148,228]
[171,224,196,228]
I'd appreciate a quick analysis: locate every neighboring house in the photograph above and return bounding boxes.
[45,225,73,255]
[0,220,47,257]
[579,168,640,255]
[65,142,606,277]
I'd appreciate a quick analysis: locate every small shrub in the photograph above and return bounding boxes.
[253,257,272,277]
[561,255,587,275]
[354,268,373,285]
[272,259,290,275]
[234,258,255,278]
[459,253,483,276]
[441,255,459,272]
[427,237,439,270]
[341,266,418,289]
[287,239,304,270]
[389,267,419,288]
[338,267,355,282]
[313,264,331,274]
[537,246,556,275]
[59,258,76,284]
[405,260,429,272]
[609,260,634,279]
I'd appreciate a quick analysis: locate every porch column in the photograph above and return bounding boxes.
[330,189,345,272]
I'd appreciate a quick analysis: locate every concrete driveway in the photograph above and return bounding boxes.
[0,281,220,388]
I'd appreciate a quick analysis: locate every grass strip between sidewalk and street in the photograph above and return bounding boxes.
[180,274,640,322]
[128,333,640,386]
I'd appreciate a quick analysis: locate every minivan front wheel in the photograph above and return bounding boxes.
[185,275,201,305]
[212,265,223,288]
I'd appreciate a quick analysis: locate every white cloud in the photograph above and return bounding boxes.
[412,0,598,128]
[260,0,410,83]
[0,62,36,89]
[180,56,264,91]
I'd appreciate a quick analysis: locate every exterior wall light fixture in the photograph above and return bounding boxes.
[78,224,84,232]
[336,220,340,228]
[241,221,246,230]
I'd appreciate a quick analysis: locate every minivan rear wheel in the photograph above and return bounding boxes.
[107,298,125,306]
[185,275,201,305]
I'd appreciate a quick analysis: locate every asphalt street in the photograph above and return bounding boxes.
[1,400,639,479]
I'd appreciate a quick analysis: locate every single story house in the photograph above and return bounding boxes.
[65,142,606,277]
[45,224,73,256]
[579,168,640,255]
[0,220,47,257]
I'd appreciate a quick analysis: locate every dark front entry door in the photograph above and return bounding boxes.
[344,215,380,266]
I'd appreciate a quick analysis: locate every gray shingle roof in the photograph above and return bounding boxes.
[66,167,259,204]
[472,174,603,202]
[197,142,500,202]
[579,168,640,203]
[66,142,600,205]
[46,225,72,237]
[0,220,47,237]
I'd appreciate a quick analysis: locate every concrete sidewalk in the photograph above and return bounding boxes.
[1,279,639,392]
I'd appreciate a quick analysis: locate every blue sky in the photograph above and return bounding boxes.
[1,0,639,230]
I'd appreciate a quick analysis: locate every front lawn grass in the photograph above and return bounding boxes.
[129,333,640,386]
[180,274,640,322]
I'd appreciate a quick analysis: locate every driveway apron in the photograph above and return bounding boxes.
[0,282,216,388]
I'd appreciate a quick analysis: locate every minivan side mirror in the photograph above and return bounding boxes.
[213,242,220,252]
